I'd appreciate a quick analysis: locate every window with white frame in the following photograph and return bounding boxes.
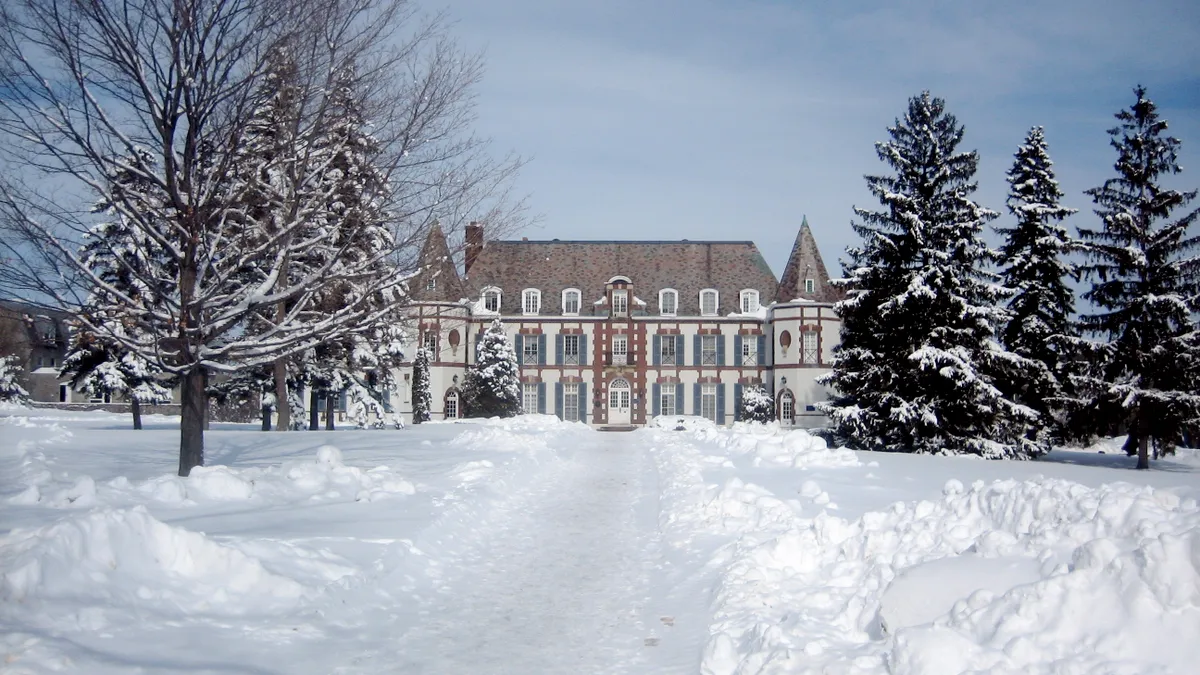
[660,386,676,416]
[659,289,677,316]
[483,288,501,312]
[523,338,539,365]
[426,277,436,291]
[802,331,819,364]
[445,391,459,419]
[701,335,718,365]
[613,290,628,316]
[522,289,541,315]
[660,336,677,365]
[805,278,815,294]
[740,289,759,314]
[701,383,717,421]
[742,336,758,366]
[611,335,628,365]
[563,383,580,420]
[522,383,539,414]
[562,288,581,315]
[422,330,438,354]
[700,289,718,316]
[563,334,580,365]
[780,390,795,423]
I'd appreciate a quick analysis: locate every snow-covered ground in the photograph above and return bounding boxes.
[2,408,1198,673]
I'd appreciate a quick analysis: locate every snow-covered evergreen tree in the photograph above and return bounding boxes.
[411,348,433,423]
[0,355,29,404]
[61,331,171,430]
[820,92,1043,459]
[740,385,775,424]
[1077,86,1200,469]
[996,126,1079,438]
[461,319,521,418]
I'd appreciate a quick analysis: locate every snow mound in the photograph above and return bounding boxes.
[648,415,718,433]
[668,420,861,469]
[697,477,1200,674]
[448,414,589,454]
[0,506,305,617]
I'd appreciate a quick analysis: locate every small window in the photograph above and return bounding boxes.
[611,335,628,366]
[740,290,759,314]
[562,289,581,315]
[701,335,717,366]
[522,289,541,315]
[805,278,816,294]
[802,331,819,364]
[660,387,676,416]
[660,336,677,366]
[563,383,580,421]
[423,330,437,354]
[613,290,628,316]
[563,334,580,365]
[741,337,757,366]
[426,277,436,291]
[523,338,539,365]
[700,289,718,316]
[482,288,501,312]
[522,383,539,414]
[659,289,677,316]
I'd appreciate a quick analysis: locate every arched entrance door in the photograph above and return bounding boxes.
[778,390,795,427]
[444,390,460,419]
[608,378,632,425]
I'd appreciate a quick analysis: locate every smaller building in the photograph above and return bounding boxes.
[0,299,74,402]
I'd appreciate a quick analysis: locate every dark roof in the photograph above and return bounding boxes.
[464,240,779,316]
[410,223,465,303]
[777,217,846,304]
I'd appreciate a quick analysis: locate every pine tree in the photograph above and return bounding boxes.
[820,92,1043,459]
[411,347,433,423]
[0,354,29,403]
[740,385,775,424]
[61,331,171,430]
[461,319,521,418]
[1077,86,1200,469]
[996,126,1079,438]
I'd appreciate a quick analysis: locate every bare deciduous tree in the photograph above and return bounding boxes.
[0,0,526,475]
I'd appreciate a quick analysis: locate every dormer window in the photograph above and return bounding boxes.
[482,287,501,312]
[805,278,815,294]
[659,289,677,316]
[700,289,719,316]
[426,277,436,291]
[612,290,628,316]
[562,288,581,315]
[740,289,759,314]
[522,288,541,315]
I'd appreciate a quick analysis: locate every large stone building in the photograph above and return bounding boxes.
[398,219,844,428]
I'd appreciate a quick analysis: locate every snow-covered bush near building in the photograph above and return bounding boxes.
[739,385,775,424]
[0,354,29,404]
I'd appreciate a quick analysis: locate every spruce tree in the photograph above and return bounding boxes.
[411,347,433,423]
[1077,86,1200,469]
[996,126,1079,438]
[461,319,521,418]
[61,331,171,430]
[0,355,28,403]
[739,385,775,424]
[820,92,1042,458]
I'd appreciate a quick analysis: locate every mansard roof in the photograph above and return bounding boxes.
[410,222,465,302]
[777,217,845,304]
[464,240,779,317]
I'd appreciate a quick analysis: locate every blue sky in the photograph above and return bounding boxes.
[442,0,1200,277]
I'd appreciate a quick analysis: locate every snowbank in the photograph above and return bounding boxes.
[0,506,306,619]
[696,477,1200,674]
[654,418,861,469]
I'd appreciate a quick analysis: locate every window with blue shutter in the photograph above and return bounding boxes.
[716,334,725,366]
[716,384,726,424]
[652,335,661,366]
[693,383,701,416]
[555,334,563,365]
[580,383,589,423]
[652,383,661,416]
[676,383,684,415]
[676,335,685,367]
[757,335,766,366]
[693,335,702,366]
[579,335,588,366]
[734,383,743,421]
[514,334,524,368]
[733,335,742,368]
[537,382,546,414]
[555,383,564,420]
[538,334,547,365]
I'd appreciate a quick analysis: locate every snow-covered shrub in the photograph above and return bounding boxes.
[740,385,774,423]
[0,354,29,403]
[461,319,521,418]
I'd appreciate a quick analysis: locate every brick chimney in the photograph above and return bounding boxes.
[464,221,484,276]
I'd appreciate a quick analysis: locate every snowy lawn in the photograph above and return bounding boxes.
[2,408,1199,674]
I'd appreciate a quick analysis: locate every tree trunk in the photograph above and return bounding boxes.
[275,358,290,431]
[131,397,142,430]
[325,393,336,431]
[202,370,211,430]
[309,389,320,430]
[1137,434,1150,470]
[178,368,206,476]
